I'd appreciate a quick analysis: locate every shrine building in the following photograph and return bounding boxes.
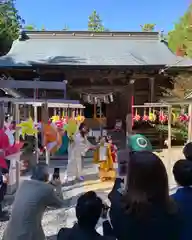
[0,30,191,132]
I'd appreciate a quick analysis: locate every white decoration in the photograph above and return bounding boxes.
[5,128,14,146]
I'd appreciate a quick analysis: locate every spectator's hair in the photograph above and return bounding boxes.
[79,122,86,131]
[183,142,192,161]
[76,191,103,228]
[31,163,49,182]
[123,151,176,219]
[52,172,60,180]
[173,159,192,187]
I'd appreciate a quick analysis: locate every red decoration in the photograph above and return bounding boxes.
[159,111,168,123]
[133,114,141,122]
[143,114,149,122]
[55,120,64,128]
[133,109,141,122]
[179,114,189,122]
[0,128,23,169]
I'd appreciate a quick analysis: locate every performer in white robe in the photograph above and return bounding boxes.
[64,124,90,182]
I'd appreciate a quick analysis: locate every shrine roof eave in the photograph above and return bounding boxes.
[0,30,188,68]
[0,64,168,70]
[165,57,192,71]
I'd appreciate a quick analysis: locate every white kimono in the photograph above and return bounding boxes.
[66,132,89,180]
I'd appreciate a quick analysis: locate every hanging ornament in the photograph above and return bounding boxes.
[159,110,168,124]
[142,108,149,122]
[109,94,113,102]
[87,95,91,103]
[17,117,38,138]
[149,109,156,122]
[133,109,141,122]
[104,96,109,104]
[179,113,189,122]
[172,112,177,125]
[51,115,60,122]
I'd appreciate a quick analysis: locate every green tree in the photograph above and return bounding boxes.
[24,24,36,30]
[88,10,105,32]
[168,4,192,57]
[0,0,24,55]
[140,23,156,32]
[41,25,46,31]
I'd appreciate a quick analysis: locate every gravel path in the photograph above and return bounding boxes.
[0,148,183,239]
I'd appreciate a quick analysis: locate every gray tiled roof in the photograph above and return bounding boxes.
[0,31,187,67]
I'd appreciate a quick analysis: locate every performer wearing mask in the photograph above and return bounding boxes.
[64,123,91,183]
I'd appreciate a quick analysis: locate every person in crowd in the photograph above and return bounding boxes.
[0,169,9,221]
[172,159,192,240]
[65,123,91,183]
[50,168,63,200]
[2,163,65,240]
[106,151,181,240]
[107,136,118,163]
[0,160,10,221]
[183,142,192,161]
[93,136,115,181]
[57,191,115,240]
[128,134,152,152]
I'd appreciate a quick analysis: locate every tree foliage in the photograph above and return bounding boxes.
[140,23,156,32]
[168,4,192,57]
[24,24,36,30]
[0,0,24,54]
[88,10,105,32]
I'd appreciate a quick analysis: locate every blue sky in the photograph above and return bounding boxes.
[16,0,189,32]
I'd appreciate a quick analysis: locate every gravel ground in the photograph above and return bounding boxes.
[0,148,183,239]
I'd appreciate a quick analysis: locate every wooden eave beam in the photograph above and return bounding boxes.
[0,79,66,90]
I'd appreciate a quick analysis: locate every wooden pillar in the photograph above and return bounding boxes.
[34,104,38,163]
[15,103,20,189]
[149,77,155,102]
[167,105,172,178]
[126,80,135,138]
[0,101,4,129]
[94,103,96,119]
[41,103,50,165]
[188,103,192,142]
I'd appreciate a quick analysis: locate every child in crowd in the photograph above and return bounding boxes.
[50,168,63,200]
[183,142,192,161]
[172,159,192,240]
[107,136,117,163]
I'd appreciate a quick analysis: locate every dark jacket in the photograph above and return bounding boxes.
[172,187,192,240]
[107,178,181,240]
[57,223,115,240]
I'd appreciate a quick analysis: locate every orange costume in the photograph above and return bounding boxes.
[42,123,62,154]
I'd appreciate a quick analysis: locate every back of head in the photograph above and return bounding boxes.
[173,159,192,187]
[31,163,49,182]
[183,142,192,161]
[124,151,171,217]
[76,191,103,228]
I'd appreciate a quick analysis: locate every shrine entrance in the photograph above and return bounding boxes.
[84,102,106,119]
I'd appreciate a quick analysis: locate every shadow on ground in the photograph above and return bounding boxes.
[47,235,57,240]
